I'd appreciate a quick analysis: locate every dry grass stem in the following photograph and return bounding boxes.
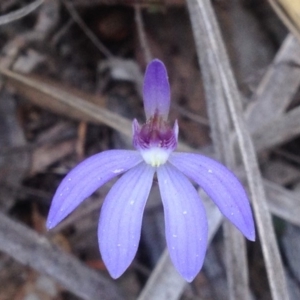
[0,0,44,25]
[246,34,300,133]
[135,5,152,63]
[186,0,289,299]
[187,0,249,298]
[138,194,223,300]
[62,0,113,58]
[0,211,123,300]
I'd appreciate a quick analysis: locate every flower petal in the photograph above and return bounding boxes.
[143,59,170,120]
[47,150,142,229]
[157,163,208,282]
[169,153,255,241]
[98,162,155,278]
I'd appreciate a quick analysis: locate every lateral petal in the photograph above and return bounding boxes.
[98,162,155,278]
[157,163,208,282]
[143,59,170,120]
[169,153,255,241]
[47,150,142,229]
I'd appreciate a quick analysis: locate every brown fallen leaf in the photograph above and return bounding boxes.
[85,259,106,271]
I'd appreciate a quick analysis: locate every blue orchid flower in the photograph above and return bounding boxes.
[47,59,255,282]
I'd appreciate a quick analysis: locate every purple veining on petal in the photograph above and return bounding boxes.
[132,117,178,151]
[169,153,255,241]
[46,150,143,229]
[98,162,154,278]
[157,163,208,282]
[143,59,170,120]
